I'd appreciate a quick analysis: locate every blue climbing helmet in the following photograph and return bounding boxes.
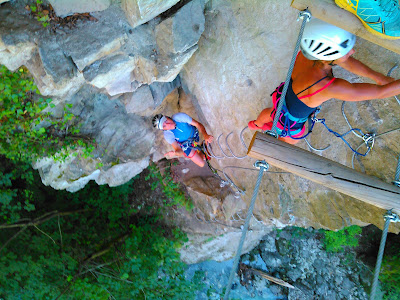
[300,18,356,61]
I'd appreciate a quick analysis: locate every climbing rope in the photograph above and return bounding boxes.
[351,126,400,170]
[179,10,399,298]
[223,160,269,300]
[370,210,400,300]
[269,9,311,136]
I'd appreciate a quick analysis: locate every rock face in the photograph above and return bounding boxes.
[1,0,399,264]
[174,175,271,264]
[179,0,400,233]
[155,0,205,54]
[241,227,373,299]
[121,0,180,28]
[188,226,376,299]
[48,0,111,17]
[0,1,205,190]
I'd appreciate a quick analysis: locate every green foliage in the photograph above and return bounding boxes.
[381,249,400,299]
[145,163,193,210]
[0,159,201,299]
[29,0,50,27]
[323,225,362,252]
[0,160,36,224]
[0,65,92,163]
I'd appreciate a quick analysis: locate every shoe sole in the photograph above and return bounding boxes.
[335,0,400,40]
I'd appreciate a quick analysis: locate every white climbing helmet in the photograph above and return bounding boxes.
[152,114,167,130]
[300,18,356,61]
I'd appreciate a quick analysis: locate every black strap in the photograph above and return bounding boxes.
[295,75,329,96]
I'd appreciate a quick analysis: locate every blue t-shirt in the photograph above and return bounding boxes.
[163,113,196,144]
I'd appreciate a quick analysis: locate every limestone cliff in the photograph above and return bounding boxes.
[1,0,399,263]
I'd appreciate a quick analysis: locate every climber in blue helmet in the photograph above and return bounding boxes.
[152,113,214,167]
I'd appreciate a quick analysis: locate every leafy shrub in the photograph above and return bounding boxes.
[145,162,193,210]
[0,159,36,224]
[0,65,92,163]
[381,249,400,299]
[323,225,361,252]
[0,160,201,299]
[28,0,50,27]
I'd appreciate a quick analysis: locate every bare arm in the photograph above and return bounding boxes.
[325,78,400,102]
[336,57,394,85]
[190,119,214,144]
[164,141,184,158]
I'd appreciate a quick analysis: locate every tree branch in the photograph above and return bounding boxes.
[55,230,132,300]
[0,209,89,229]
[0,209,89,253]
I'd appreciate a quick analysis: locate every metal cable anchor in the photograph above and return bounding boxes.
[362,133,375,150]
[264,130,278,138]
[297,9,312,21]
[254,160,269,171]
[384,209,400,222]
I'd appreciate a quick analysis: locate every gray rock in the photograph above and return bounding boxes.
[260,251,282,269]
[25,48,86,97]
[155,0,205,54]
[96,158,149,187]
[121,0,180,28]
[34,84,154,191]
[149,76,181,107]
[38,36,78,83]
[48,0,111,17]
[342,277,354,291]
[0,4,40,70]
[316,278,328,295]
[124,85,154,114]
[260,235,277,253]
[313,258,325,273]
[287,268,302,282]
[275,238,291,256]
[359,266,373,288]
[83,54,137,94]
[289,284,313,300]
[124,76,181,114]
[324,290,338,300]
[57,6,128,71]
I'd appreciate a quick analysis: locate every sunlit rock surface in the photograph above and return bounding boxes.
[121,0,180,28]
[180,0,400,233]
[0,0,399,265]
[48,0,111,17]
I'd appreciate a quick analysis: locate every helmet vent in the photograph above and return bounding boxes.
[317,46,331,55]
[312,42,323,53]
[340,39,349,48]
[324,50,339,57]
[309,39,314,48]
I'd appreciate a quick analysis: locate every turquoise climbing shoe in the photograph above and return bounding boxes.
[335,0,400,40]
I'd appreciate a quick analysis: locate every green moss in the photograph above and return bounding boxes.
[323,225,361,253]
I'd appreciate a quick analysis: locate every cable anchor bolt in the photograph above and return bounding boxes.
[384,209,400,223]
[362,133,375,151]
[297,9,312,22]
[264,130,278,138]
[311,117,324,123]
[254,160,269,171]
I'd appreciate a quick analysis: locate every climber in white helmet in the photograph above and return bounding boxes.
[248,18,400,144]
[152,113,213,167]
